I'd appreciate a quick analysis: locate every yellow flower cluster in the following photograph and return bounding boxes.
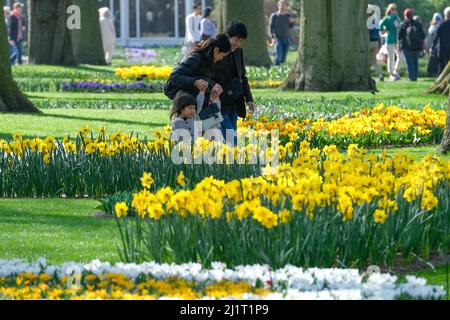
[240,104,446,141]
[0,126,174,164]
[248,80,284,88]
[0,273,270,300]
[115,65,173,80]
[120,141,449,227]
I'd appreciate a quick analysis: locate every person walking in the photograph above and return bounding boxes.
[426,13,443,77]
[380,3,402,81]
[200,7,216,41]
[432,7,450,75]
[184,3,202,54]
[398,8,425,81]
[369,19,384,82]
[3,5,10,28]
[268,0,295,66]
[8,2,25,65]
[99,7,116,65]
[212,21,257,146]
[3,6,17,64]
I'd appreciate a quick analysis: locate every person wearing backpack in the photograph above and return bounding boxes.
[398,8,426,81]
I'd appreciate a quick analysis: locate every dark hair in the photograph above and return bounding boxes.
[192,33,231,56]
[170,91,197,119]
[193,3,201,10]
[203,6,213,19]
[224,20,247,39]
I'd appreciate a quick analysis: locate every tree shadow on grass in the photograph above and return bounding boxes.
[0,112,166,128]
[0,207,116,232]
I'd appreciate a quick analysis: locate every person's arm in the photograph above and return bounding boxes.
[186,15,195,41]
[170,54,215,92]
[420,24,426,51]
[379,17,387,35]
[200,19,205,36]
[268,13,276,39]
[238,50,253,103]
[8,16,17,43]
[397,23,405,41]
[432,24,441,52]
[288,13,295,28]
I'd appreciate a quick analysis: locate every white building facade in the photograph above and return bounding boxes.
[97,0,214,46]
[3,0,214,46]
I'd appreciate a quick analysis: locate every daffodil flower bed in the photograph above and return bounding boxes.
[242,104,446,148]
[115,65,173,81]
[0,259,444,300]
[0,103,447,198]
[248,80,284,88]
[114,142,450,268]
[0,127,276,198]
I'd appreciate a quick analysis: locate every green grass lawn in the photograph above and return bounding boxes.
[1,48,449,295]
[0,198,448,294]
[0,199,119,264]
[0,109,169,141]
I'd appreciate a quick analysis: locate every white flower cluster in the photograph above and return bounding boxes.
[0,259,445,300]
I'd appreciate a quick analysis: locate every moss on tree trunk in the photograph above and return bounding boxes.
[71,0,106,65]
[0,17,39,113]
[283,0,376,92]
[439,94,450,154]
[28,0,106,66]
[429,62,450,96]
[221,0,272,67]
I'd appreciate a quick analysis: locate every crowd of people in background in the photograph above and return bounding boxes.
[182,1,296,67]
[183,3,217,55]
[4,2,25,65]
[371,3,450,82]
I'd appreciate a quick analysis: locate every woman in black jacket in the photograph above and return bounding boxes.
[165,34,231,100]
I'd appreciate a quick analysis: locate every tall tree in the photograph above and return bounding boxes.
[428,62,450,95]
[428,62,450,155]
[283,0,376,92]
[71,0,106,65]
[0,18,39,112]
[439,94,450,154]
[28,0,76,65]
[219,0,272,67]
[28,0,106,66]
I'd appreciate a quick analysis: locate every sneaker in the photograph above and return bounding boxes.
[393,73,401,81]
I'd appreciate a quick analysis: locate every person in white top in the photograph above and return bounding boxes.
[99,7,116,65]
[184,3,202,53]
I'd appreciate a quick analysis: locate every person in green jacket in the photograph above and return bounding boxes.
[380,3,402,81]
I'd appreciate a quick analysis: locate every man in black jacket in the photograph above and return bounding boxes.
[8,2,25,65]
[213,21,256,146]
[398,8,425,81]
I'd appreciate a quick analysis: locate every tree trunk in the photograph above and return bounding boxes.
[28,0,76,65]
[0,18,39,113]
[214,0,226,34]
[222,0,272,67]
[71,0,106,65]
[439,94,450,154]
[428,61,450,95]
[282,0,376,92]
